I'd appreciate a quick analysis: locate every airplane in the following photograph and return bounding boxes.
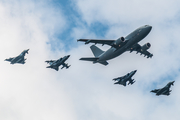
[113,70,137,86]
[45,55,71,71]
[151,81,175,96]
[5,49,29,64]
[77,25,153,65]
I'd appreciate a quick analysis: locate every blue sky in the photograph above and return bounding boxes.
[45,0,110,51]
[0,0,180,120]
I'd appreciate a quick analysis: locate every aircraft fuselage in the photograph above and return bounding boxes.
[98,25,152,61]
[50,55,70,67]
[114,70,137,86]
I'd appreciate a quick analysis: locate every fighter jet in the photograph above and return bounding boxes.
[78,25,153,65]
[151,81,175,96]
[113,70,137,86]
[5,49,29,64]
[45,55,71,71]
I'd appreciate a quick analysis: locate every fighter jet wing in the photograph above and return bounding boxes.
[45,60,55,65]
[128,44,153,58]
[150,89,160,93]
[113,77,122,81]
[162,92,170,96]
[77,39,115,46]
[5,57,14,62]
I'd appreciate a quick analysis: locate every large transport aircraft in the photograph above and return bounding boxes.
[78,25,153,65]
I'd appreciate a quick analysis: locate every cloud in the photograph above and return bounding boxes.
[1,0,180,120]
[66,0,180,120]
[75,0,180,25]
[0,1,76,120]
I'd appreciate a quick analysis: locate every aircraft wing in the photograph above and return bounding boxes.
[129,44,153,58]
[78,39,115,46]
[162,92,170,95]
[150,89,160,93]
[113,77,122,81]
[45,60,55,65]
[5,57,14,62]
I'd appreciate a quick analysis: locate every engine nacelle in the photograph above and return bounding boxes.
[141,43,151,51]
[113,37,125,47]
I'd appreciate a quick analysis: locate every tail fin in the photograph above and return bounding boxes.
[98,61,108,66]
[90,45,104,57]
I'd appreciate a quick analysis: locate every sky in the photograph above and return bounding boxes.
[0,0,180,120]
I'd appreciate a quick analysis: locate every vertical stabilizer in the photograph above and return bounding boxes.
[90,45,104,57]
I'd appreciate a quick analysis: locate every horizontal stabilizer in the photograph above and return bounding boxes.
[80,57,98,61]
[46,66,59,71]
[98,61,108,66]
[114,82,119,84]
[46,66,52,68]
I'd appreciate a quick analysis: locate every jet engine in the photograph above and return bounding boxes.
[112,37,125,47]
[141,43,151,51]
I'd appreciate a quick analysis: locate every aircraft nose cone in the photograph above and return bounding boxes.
[146,25,152,33]
[67,55,70,58]
[149,26,152,31]
[143,26,151,36]
[134,70,137,73]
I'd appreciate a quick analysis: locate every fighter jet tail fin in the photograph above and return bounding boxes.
[90,45,104,57]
